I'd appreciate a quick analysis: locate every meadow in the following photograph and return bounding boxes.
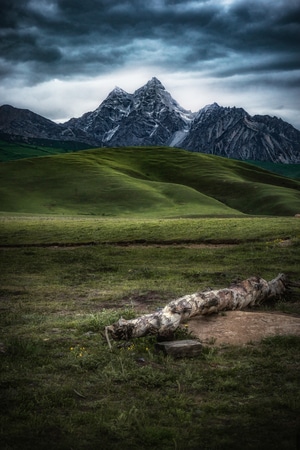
[1,214,300,449]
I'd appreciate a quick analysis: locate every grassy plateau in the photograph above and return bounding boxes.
[0,146,300,449]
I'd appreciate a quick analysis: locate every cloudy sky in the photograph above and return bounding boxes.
[1,0,299,128]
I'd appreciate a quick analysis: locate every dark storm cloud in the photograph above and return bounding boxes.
[1,0,298,84]
[0,0,299,128]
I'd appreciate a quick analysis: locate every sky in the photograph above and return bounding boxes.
[0,0,300,129]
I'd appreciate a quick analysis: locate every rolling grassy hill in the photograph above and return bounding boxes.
[0,146,299,217]
[1,138,300,180]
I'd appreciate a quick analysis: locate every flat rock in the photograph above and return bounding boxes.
[155,339,203,357]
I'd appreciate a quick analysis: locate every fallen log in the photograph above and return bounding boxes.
[105,273,290,345]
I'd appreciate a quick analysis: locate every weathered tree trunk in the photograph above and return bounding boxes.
[105,273,289,343]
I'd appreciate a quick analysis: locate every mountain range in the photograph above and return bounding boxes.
[1,77,300,163]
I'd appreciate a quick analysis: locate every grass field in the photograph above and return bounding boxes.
[1,145,300,448]
[1,214,300,449]
[0,146,300,217]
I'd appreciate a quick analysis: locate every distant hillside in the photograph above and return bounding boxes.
[0,146,299,217]
[247,160,300,180]
[0,134,92,162]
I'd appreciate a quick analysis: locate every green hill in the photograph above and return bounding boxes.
[1,137,299,181]
[0,146,299,217]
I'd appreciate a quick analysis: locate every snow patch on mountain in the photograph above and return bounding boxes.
[103,125,120,142]
[168,129,190,147]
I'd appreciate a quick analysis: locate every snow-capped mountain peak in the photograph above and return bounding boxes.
[132,78,194,122]
[138,76,165,91]
[110,86,128,95]
[196,102,220,117]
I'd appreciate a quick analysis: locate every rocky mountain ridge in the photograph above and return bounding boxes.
[1,77,300,163]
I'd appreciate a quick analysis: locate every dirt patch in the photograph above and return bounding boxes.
[0,239,240,249]
[100,290,171,312]
[113,242,238,249]
[187,310,300,346]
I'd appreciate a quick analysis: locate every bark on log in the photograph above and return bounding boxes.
[105,273,289,342]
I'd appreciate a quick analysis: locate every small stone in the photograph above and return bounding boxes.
[155,339,202,358]
[83,331,95,336]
